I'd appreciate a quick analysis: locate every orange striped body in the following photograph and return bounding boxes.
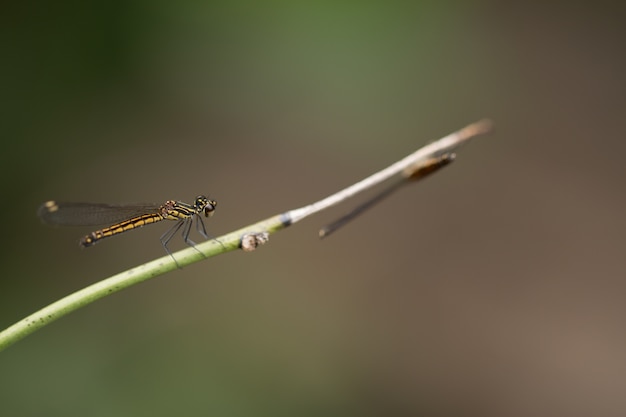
[79,198,215,247]
[80,213,166,247]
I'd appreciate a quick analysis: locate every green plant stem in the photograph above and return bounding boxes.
[0,119,492,353]
[0,215,287,352]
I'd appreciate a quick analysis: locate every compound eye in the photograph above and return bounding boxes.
[204,200,216,217]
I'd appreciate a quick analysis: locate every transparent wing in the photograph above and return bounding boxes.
[37,201,161,226]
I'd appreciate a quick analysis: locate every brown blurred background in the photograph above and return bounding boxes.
[1,2,625,416]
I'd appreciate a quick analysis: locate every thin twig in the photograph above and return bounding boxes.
[319,152,456,238]
[0,119,492,352]
[286,118,492,223]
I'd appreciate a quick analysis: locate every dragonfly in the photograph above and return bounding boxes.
[38,195,217,261]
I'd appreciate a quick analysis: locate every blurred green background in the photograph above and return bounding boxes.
[2,2,625,416]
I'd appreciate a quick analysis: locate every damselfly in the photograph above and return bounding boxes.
[38,195,217,259]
